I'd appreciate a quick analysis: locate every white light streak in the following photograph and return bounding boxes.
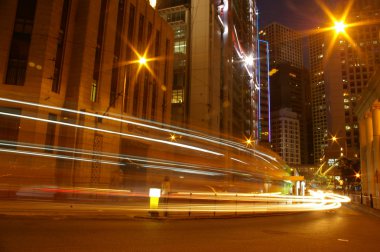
[0,111,223,156]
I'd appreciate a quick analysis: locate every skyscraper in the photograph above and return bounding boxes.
[262,23,303,69]
[271,108,301,165]
[158,0,259,139]
[261,23,312,164]
[157,1,191,126]
[258,39,271,145]
[308,0,380,163]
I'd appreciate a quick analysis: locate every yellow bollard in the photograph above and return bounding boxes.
[149,188,161,217]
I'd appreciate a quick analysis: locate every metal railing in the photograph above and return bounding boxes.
[349,192,379,209]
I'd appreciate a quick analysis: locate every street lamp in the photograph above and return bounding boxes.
[334,21,346,34]
[328,135,347,157]
[244,55,254,66]
[139,56,147,66]
[244,137,253,148]
[169,134,177,142]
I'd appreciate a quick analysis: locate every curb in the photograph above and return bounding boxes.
[345,202,380,218]
[0,210,299,221]
[0,211,142,220]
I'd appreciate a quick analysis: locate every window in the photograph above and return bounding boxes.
[122,4,136,112]
[45,113,57,152]
[154,30,160,61]
[154,30,161,73]
[137,14,144,52]
[174,26,185,39]
[162,39,170,122]
[174,40,186,54]
[151,81,157,119]
[147,22,152,42]
[133,76,140,116]
[5,0,37,85]
[172,89,183,104]
[164,39,170,85]
[52,0,71,93]
[166,11,185,23]
[91,0,107,101]
[142,75,149,119]
[0,107,21,147]
[109,0,126,107]
[127,4,135,41]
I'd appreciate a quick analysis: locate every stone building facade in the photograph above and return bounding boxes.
[0,0,173,191]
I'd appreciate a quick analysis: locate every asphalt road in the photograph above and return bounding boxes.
[0,205,379,252]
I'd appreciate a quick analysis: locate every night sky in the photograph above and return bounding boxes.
[256,0,350,31]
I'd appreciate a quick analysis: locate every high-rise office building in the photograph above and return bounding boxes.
[157,0,190,126]
[262,23,303,69]
[157,0,259,139]
[308,0,380,163]
[269,63,311,165]
[271,108,301,165]
[258,39,271,145]
[261,23,312,164]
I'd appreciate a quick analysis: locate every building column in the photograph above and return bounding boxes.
[372,105,380,207]
[359,117,368,193]
[365,113,374,197]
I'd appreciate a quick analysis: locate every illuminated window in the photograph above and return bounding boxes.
[91,80,98,102]
[328,159,338,166]
[174,26,185,39]
[171,89,183,104]
[167,11,185,23]
[174,40,186,54]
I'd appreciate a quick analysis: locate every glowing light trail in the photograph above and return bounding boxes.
[0,97,287,169]
[0,111,224,156]
[16,187,350,214]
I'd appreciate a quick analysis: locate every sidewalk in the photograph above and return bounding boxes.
[0,199,146,219]
[0,198,296,220]
[3,197,376,220]
[345,202,380,218]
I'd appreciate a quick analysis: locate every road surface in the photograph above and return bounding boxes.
[0,204,379,251]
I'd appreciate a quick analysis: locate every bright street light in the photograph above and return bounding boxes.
[244,137,253,147]
[244,55,254,66]
[334,21,346,33]
[169,134,177,142]
[139,56,147,66]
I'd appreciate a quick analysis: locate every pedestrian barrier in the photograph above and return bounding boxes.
[154,190,350,218]
[349,193,379,209]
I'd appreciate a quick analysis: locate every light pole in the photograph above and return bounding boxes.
[355,172,363,204]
